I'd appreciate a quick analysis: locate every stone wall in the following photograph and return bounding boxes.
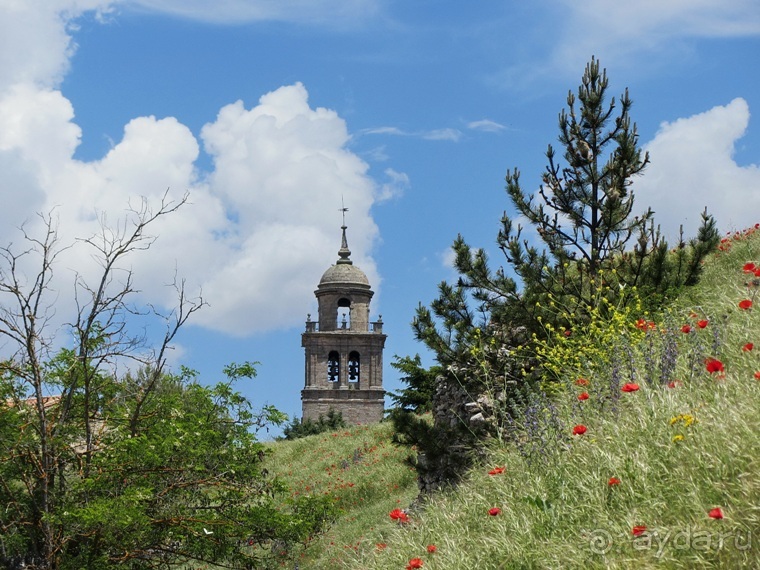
[301,388,384,424]
[414,325,532,494]
[415,375,486,494]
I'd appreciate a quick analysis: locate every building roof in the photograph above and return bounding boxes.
[318,225,371,289]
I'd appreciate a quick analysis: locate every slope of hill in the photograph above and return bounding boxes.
[268,225,760,569]
[264,421,419,568]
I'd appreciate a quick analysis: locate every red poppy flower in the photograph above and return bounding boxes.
[632,525,647,537]
[563,330,571,337]
[667,380,682,388]
[578,392,589,401]
[743,262,756,273]
[705,358,725,374]
[427,544,437,553]
[754,371,760,380]
[406,558,424,569]
[739,299,753,310]
[755,268,760,277]
[743,343,754,352]
[390,509,409,523]
[574,378,589,386]
[488,466,506,475]
[697,320,709,328]
[488,507,502,516]
[681,324,691,333]
[608,477,621,486]
[572,425,587,436]
[621,383,640,392]
[708,507,724,520]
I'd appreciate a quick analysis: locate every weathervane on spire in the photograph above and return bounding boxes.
[340,196,348,227]
[337,197,352,264]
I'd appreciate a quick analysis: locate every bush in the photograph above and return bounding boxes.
[281,410,347,440]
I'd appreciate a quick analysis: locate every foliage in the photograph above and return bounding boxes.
[0,197,333,569]
[281,409,347,440]
[387,354,443,414]
[409,57,718,490]
[415,57,719,364]
[523,272,650,386]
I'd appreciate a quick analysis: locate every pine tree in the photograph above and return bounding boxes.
[409,57,719,492]
[387,354,442,414]
[416,57,719,363]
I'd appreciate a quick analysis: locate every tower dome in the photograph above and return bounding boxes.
[317,225,370,288]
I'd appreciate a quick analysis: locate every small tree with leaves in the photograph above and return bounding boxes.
[0,195,336,569]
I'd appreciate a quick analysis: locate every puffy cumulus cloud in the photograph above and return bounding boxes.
[0,2,390,340]
[0,85,83,246]
[0,149,46,236]
[195,83,381,334]
[0,85,81,171]
[125,0,382,26]
[0,0,113,90]
[0,78,386,337]
[633,98,760,240]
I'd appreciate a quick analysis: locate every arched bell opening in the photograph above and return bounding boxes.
[337,297,351,329]
[327,350,340,385]
[348,351,360,386]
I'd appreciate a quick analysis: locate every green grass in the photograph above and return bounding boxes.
[267,225,760,569]
[263,421,419,568]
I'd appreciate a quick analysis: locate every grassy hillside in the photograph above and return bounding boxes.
[263,421,419,568]
[267,225,760,569]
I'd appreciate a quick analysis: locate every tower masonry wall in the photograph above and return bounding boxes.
[301,225,386,425]
[301,389,385,424]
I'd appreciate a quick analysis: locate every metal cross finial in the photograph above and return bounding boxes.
[340,196,348,227]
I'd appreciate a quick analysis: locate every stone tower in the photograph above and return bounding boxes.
[301,224,386,424]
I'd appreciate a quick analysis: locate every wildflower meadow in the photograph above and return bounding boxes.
[264,224,760,569]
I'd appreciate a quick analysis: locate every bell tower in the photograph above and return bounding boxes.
[301,223,386,424]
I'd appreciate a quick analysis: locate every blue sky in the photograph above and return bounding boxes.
[1,1,759,437]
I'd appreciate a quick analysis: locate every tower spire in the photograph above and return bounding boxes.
[337,202,352,265]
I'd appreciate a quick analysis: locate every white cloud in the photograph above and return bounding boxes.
[557,0,760,70]
[363,125,463,142]
[423,128,462,142]
[376,168,409,202]
[634,97,760,240]
[439,246,456,269]
[195,83,381,333]
[0,80,384,337]
[0,1,113,90]
[0,3,387,338]
[495,0,760,88]
[467,119,506,132]
[125,0,382,26]
[363,126,405,136]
